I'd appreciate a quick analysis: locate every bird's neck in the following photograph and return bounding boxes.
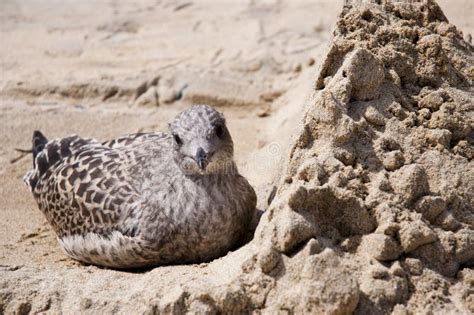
[207,160,238,176]
[183,161,239,179]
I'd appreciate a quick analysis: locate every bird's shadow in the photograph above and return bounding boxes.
[229,208,264,253]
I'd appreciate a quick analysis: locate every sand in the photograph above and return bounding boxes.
[0,0,473,314]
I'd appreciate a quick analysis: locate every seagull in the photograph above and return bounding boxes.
[23,105,257,269]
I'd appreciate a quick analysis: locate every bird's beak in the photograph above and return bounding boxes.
[195,147,208,170]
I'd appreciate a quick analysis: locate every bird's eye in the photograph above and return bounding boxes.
[215,125,225,139]
[173,134,182,145]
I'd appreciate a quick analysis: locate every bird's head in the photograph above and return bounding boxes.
[169,105,235,176]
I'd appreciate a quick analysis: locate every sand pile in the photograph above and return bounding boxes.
[239,0,473,313]
[1,0,473,314]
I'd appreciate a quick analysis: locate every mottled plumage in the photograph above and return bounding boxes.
[24,105,257,268]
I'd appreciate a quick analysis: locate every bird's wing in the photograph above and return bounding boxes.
[24,135,98,191]
[102,132,167,149]
[30,132,169,238]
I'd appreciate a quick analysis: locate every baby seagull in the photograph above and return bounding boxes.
[24,105,257,269]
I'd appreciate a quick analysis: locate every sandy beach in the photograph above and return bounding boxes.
[1,0,473,313]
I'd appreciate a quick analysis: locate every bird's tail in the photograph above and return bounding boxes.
[32,130,48,166]
[23,130,48,192]
[24,131,99,192]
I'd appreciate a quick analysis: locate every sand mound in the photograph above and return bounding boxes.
[244,0,473,313]
[1,0,473,314]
